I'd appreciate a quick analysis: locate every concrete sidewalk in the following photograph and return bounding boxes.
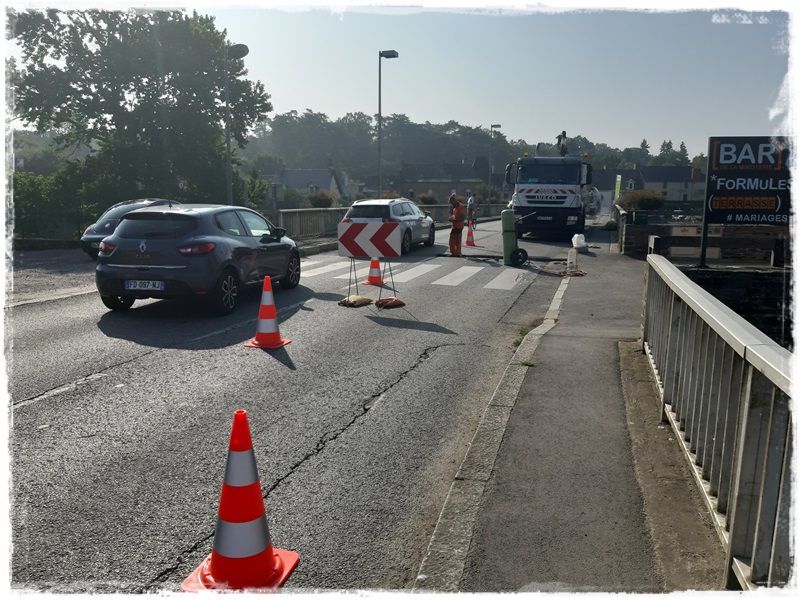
[416,234,726,592]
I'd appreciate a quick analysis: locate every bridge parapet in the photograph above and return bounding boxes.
[643,254,792,590]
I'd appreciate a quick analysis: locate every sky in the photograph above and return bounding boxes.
[3,0,796,159]
[190,0,793,159]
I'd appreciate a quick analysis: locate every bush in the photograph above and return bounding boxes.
[617,190,664,211]
[417,192,436,205]
[308,191,333,208]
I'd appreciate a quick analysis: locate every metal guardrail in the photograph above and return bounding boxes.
[643,254,793,589]
[277,203,508,239]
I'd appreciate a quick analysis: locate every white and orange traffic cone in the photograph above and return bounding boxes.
[245,276,291,349]
[362,258,384,286]
[465,223,475,247]
[182,410,300,591]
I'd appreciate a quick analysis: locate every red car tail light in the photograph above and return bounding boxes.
[98,241,116,254]
[177,242,216,256]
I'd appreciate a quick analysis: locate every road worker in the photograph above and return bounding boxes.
[448,195,466,257]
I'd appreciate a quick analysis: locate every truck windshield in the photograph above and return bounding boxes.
[517,163,580,185]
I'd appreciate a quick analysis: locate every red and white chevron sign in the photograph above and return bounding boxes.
[337,222,401,258]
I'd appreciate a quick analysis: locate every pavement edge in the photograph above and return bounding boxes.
[413,276,570,591]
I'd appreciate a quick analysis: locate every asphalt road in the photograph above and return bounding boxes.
[8,221,576,591]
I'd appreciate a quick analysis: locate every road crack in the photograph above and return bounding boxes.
[140,343,471,592]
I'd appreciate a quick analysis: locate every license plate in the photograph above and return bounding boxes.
[537,216,554,221]
[124,280,165,291]
[90,242,100,248]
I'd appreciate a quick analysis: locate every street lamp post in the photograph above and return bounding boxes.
[225,43,249,206]
[489,124,502,187]
[378,49,398,198]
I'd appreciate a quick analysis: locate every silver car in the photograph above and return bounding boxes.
[341,198,435,255]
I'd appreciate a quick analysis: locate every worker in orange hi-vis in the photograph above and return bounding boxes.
[448,195,466,257]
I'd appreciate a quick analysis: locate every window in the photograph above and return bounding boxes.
[238,210,271,237]
[116,214,197,239]
[346,205,390,219]
[391,204,407,218]
[216,211,245,236]
[627,179,635,190]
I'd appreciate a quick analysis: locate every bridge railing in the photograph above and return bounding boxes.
[643,253,792,590]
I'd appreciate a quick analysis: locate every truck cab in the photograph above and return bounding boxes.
[505,155,593,237]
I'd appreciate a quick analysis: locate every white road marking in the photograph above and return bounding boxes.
[391,264,441,283]
[301,261,352,277]
[14,373,109,409]
[431,266,484,286]
[483,269,528,290]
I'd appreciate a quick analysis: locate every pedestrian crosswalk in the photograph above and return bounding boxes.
[300,257,533,291]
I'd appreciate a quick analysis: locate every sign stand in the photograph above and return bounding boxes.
[345,258,360,299]
[376,261,398,304]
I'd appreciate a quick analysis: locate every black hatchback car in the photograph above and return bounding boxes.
[81,198,180,259]
[95,204,301,315]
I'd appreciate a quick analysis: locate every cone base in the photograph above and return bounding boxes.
[181,547,300,592]
[362,278,384,286]
[245,337,292,350]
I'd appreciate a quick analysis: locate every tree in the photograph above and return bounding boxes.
[691,153,707,174]
[640,139,650,157]
[11,9,272,203]
[676,141,690,167]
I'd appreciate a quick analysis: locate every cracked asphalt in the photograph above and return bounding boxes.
[8,222,570,591]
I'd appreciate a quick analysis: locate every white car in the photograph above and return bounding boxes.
[341,198,435,255]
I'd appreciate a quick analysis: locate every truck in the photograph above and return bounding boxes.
[504,154,594,237]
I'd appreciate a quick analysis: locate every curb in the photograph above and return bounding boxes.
[413,276,570,591]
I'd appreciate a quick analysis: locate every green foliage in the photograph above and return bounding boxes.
[691,153,707,174]
[617,190,665,211]
[308,191,333,208]
[11,8,271,209]
[244,169,267,210]
[280,187,307,209]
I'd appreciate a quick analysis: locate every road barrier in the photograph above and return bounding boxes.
[642,254,792,590]
[245,276,291,350]
[182,410,299,591]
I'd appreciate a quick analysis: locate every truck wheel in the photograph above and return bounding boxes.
[510,248,528,267]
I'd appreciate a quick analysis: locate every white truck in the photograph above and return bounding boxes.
[504,154,594,237]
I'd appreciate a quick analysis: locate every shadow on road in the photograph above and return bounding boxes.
[95,284,321,350]
[364,314,456,335]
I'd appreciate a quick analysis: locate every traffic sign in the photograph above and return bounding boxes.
[337,222,401,258]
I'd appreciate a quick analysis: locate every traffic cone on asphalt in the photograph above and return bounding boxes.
[181,410,300,591]
[245,276,291,350]
[362,258,384,286]
[465,223,476,247]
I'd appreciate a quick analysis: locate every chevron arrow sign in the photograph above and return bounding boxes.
[337,222,401,258]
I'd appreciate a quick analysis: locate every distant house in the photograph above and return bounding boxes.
[639,166,705,203]
[369,159,485,202]
[593,165,703,204]
[275,168,341,199]
[593,168,645,205]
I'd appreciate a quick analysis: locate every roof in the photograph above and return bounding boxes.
[639,166,696,183]
[352,198,409,206]
[592,168,644,189]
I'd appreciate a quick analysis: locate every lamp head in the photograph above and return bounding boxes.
[228,43,249,60]
[379,50,399,59]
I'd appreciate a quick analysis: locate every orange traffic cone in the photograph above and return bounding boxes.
[362,258,384,286]
[245,276,291,349]
[182,410,300,591]
[465,224,476,247]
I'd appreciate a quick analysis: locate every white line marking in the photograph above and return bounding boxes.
[14,373,109,409]
[483,269,528,290]
[431,266,484,286]
[391,264,441,283]
[301,261,352,277]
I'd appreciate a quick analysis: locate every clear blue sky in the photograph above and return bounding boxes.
[199,5,791,158]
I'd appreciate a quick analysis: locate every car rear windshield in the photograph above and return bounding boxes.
[115,214,197,239]
[346,205,390,219]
